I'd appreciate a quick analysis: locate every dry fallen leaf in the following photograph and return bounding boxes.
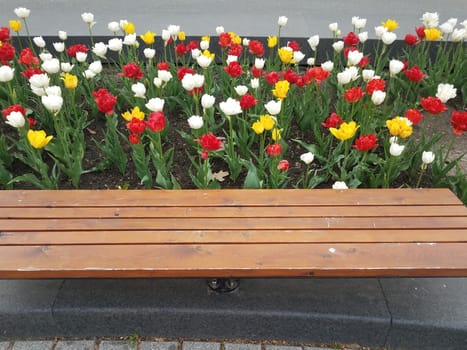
[210,170,229,182]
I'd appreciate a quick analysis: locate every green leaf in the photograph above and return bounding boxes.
[242,161,261,189]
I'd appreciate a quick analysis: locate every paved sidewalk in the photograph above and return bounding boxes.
[0,340,345,350]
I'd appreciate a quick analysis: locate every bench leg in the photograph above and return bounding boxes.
[207,278,240,293]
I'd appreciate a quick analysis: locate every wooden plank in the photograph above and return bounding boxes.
[1,229,467,245]
[1,216,465,231]
[0,243,466,278]
[1,205,466,219]
[0,189,462,207]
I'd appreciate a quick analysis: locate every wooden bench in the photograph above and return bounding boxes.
[0,188,466,279]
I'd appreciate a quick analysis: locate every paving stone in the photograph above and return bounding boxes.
[182,341,220,350]
[0,342,10,350]
[265,346,302,350]
[304,348,335,350]
[12,340,54,350]
[55,340,96,350]
[99,340,134,350]
[224,344,261,350]
[140,341,178,350]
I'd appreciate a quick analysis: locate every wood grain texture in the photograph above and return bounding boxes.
[0,188,466,278]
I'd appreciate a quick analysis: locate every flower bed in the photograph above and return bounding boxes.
[0,8,466,201]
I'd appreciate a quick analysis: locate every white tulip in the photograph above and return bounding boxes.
[76,52,88,63]
[131,82,146,98]
[81,12,95,27]
[60,62,74,73]
[216,26,225,35]
[158,70,173,83]
[42,94,63,113]
[250,78,260,89]
[5,111,25,128]
[83,70,96,79]
[332,181,348,190]
[0,66,15,82]
[422,12,439,28]
[329,22,339,33]
[347,50,363,66]
[452,28,467,42]
[123,34,137,46]
[53,42,65,53]
[389,59,404,77]
[191,49,201,59]
[196,55,212,68]
[108,38,123,52]
[107,21,120,33]
[307,57,316,66]
[226,55,238,64]
[89,60,103,74]
[33,36,46,48]
[358,31,368,43]
[307,35,319,51]
[57,30,67,41]
[422,151,435,165]
[264,100,282,115]
[293,51,305,64]
[332,41,344,53]
[242,38,250,46]
[39,53,53,62]
[321,60,334,72]
[29,74,50,89]
[390,143,405,156]
[144,48,156,59]
[371,90,386,106]
[382,32,397,45]
[201,94,215,109]
[300,152,315,165]
[352,16,367,30]
[254,58,265,69]
[41,58,60,74]
[234,85,248,96]
[92,42,108,58]
[193,74,205,88]
[153,77,162,88]
[436,83,457,103]
[447,18,458,27]
[161,29,170,41]
[374,26,387,39]
[200,40,210,50]
[347,66,360,81]
[362,69,375,82]
[167,24,180,39]
[14,7,30,19]
[219,97,242,116]
[278,16,288,27]
[45,86,62,96]
[439,22,454,34]
[337,70,352,85]
[187,115,204,130]
[145,98,165,112]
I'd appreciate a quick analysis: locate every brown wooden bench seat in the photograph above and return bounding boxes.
[0,188,466,279]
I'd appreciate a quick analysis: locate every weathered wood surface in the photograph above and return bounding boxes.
[0,188,466,278]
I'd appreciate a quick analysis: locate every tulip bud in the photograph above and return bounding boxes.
[422,151,435,165]
[300,152,315,165]
[187,115,204,129]
[332,181,348,190]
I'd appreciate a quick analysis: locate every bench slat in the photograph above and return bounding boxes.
[1,243,466,278]
[1,205,465,219]
[0,188,462,207]
[1,216,465,231]
[1,229,466,245]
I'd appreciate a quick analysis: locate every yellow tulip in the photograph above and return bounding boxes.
[140,31,156,45]
[229,32,241,45]
[121,106,145,122]
[278,47,294,64]
[272,80,290,100]
[122,22,135,34]
[62,73,78,89]
[202,50,215,60]
[382,19,398,32]
[268,36,277,48]
[252,121,264,134]
[201,35,210,42]
[9,20,21,33]
[386,116,413,138]
[259,114,275,131]
[329,121,359,141]
[27,130,53,149]
[271,128,282,141]
[178,31,186,41]
[424,28,442,41]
